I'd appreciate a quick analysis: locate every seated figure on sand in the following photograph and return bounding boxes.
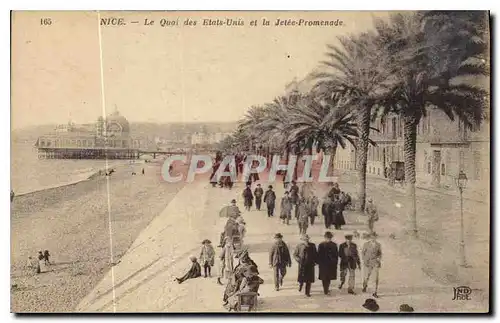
[175,256,201,284]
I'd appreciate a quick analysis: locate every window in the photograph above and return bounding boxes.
[441,163,446,176]
[399,119,404,138]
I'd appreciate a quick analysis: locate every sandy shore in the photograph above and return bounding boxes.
[10,161,185,313]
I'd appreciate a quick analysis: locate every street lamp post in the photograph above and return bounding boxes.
[456,170,468,267]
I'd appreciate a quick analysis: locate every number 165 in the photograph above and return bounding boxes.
[40,18,52,25]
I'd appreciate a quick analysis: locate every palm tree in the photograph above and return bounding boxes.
[313,31,393,210]
[286,94,377,177]
[374,12,488,235]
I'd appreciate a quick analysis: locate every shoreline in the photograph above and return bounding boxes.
[11,161,185,312]
[12,160,145,198]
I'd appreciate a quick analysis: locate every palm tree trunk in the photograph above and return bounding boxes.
[403,115,418,236]
[327,143,337,177]
[356,106,371,211]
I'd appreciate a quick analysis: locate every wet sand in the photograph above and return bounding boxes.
[10,161,185,312]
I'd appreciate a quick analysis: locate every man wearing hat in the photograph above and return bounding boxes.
[263,185,277,217]
[254,183,264,211]
[365,198,379,234]
[317,231,339,295]
[338,233,361,294]
[297,198,310,235]
[362,232,382,298]
[280,191,293,225]
[322,196,334,229]
[293,234,317,297]
[269,233,292,291]
[242,183,254,211]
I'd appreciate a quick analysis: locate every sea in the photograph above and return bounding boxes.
[11,142,140,196]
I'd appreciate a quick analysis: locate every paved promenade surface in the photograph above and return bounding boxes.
[78,170,488,313]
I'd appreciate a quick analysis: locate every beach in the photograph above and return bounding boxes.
[10,161,185,313]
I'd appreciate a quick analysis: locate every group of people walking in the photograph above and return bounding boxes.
[173,173,384,311]
[269,231,382,298]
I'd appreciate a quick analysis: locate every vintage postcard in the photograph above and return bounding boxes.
[10,11,490,313]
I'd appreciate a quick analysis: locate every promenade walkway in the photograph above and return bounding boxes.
[78,169,488,312]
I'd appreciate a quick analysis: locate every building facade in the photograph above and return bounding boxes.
[35,110,148,159]
[334,109,490,190]
[191,132,231,146]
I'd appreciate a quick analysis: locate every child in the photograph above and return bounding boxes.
[199,239,215,278]
[43,250,51,265]
[175,256,202,284]
[37,251,44,274]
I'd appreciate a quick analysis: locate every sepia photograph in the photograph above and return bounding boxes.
[10,10,490,313]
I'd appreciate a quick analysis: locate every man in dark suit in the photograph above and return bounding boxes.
[263,185,277,217]
[269,233,292,291]
[254,184,264,211]
[338,233,361,294]
[322,197,334,229]
[293,234,317,297]
[317,231,338,295]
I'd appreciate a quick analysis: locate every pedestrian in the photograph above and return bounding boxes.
[280,191,293,225]
[142,168,145,175]
[200,239,215,278]
[309,195,319,225]
[175,256,202,284]
[332,195,346,230]
[242,183,254,211]
[283,170,290,190]
[297,199,309,235]
[254,184,264,211]
[338,233,361,294]
[43,250,51,266]
[237,217,247,241]
[218,239,235,285]
[37,251,44,274]
[328,183,341,198]
[365,198,379,234]
[317,231,338,295]
[362,232,382,298]
[322,196,334,229]
[10,189,14,203]
[269,233,292,291]
[222,215,239,247]
[289,181,299,206]
[263,185,277,217]
[293,234,317,297]
[300,182,314,201]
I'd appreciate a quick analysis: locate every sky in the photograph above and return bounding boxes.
[11,11,390,130]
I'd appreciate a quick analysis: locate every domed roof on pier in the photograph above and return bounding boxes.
[106,110,130,133]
